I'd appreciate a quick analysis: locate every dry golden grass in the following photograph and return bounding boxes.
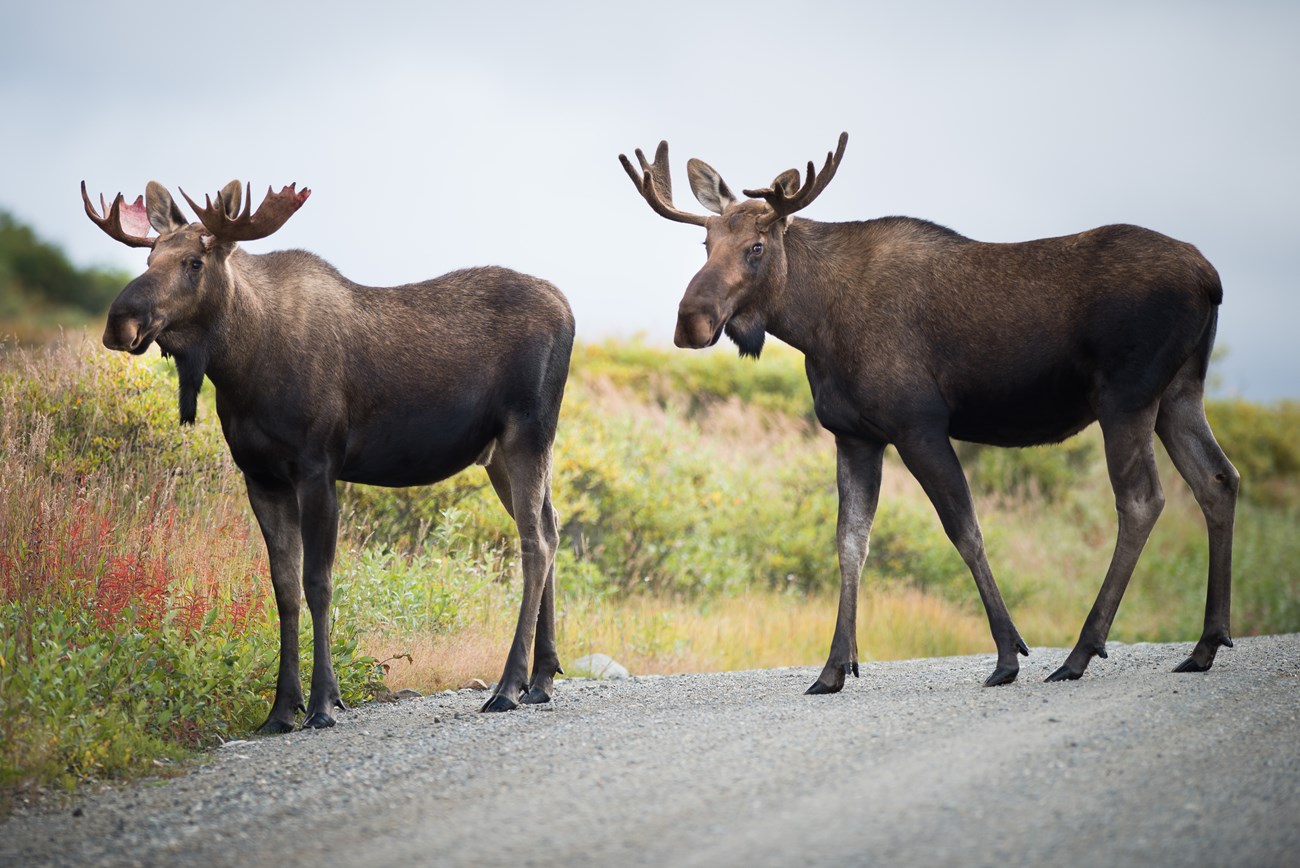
[359,469,1251,698]
[360,584,993,693]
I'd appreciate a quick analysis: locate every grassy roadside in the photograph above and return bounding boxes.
[3,332,1298,812]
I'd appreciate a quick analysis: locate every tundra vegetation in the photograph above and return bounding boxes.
[2,217,1299,808]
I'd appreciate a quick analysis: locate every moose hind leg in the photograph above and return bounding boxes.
[246,475,306,734]
[896,433,1029,687]
[522,493,561,705]
[482,434,558,713]
[1048,408,1164,682]
[809,438,884,695]
[485,456,561,705]
[1156,380,1239,673]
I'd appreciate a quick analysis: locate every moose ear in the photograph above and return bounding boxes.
[144,181,188,234]
[217,179,243,220]
[686,158,737,215]
[772,168,801,197]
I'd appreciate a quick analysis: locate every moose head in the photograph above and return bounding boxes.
[82,180,310,357]
[81,180,310,422]
[620,133,847,357]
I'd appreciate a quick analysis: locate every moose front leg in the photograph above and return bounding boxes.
[245,475,306,734]
[298,473,347,728]
[808,438,885,695]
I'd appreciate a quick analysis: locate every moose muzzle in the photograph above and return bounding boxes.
[674,269,732,349]
[674,309,721,349]
[103,312,159,354]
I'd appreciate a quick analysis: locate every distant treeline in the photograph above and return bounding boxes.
[0,210,129,325]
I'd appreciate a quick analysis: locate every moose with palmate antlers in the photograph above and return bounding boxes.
[83,179,574,728]
[621,132,1237,692]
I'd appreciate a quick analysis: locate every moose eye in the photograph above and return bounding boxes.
[750,242,764,256]
[186,258,202,272]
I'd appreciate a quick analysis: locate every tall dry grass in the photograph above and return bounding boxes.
[362,584,991,693]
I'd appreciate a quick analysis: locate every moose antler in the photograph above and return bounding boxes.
[745,132,849,228]
[179,182,311,244]
[619,141,709,227]
[81,182,156,248]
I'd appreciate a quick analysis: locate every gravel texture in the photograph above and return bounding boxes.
[3,634,1297,867]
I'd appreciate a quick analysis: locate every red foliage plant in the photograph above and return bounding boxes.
[1,492,270,637]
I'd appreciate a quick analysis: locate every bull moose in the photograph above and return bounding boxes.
[83,179,574,727]
[620,133,1237,692]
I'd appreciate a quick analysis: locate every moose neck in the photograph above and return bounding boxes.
[757,218,848,359]
[168,248,270,401]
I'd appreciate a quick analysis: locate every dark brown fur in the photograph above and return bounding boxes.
[622,136,1238,691]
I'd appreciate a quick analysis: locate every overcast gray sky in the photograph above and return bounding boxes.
[3,1,1297,400]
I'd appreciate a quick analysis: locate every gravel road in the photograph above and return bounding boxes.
[3,634,1297,867]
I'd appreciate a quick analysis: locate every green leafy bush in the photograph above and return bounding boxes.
[1207,399,1300,505]
[333,508,514,634]
[1,340,376,805]
[572,338,815,424]
[1,210,131,345]
[0,339,226,482]
[957,434,1100,503]
[0,211,129,314]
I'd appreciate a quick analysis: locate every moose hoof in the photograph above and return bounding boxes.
[1045,664,1083,683]
[480,693,519,713]
[805,679,843,696]
[1175,634,1231,673]
[983,665,1019,687]
[1173,656,1213,673]
[520,685,552,705]
[257,717,297,736]
[303,711,336,729]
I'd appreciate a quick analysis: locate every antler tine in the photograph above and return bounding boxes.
[619,142,709,227]
[637,141,674,204]
[80,181,155,248]
[745,132,849,226]
[224,183,254,225]
[179,182,311,244]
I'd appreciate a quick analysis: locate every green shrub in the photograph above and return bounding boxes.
[1231,503,1300,632]
[1,598,376,797]
[1206,399,1300,505]
[571,338,815,424]
[957,433,1100,503]
[0,210,130,314]
[333,508,514,634]
[1,210,131,346]
[0,338,226,484]
[1,339,376,805]
[553,384,755,594]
